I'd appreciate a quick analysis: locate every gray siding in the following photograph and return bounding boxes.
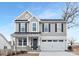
[40,22,66,36]
[12,11,67,51]
[15,21,66,36]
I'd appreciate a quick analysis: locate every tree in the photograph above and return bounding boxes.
[69,38,75,46]
[62,2,79,29]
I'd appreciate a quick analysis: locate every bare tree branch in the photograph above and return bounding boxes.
[68,38,76,45]
[62,2,79,29]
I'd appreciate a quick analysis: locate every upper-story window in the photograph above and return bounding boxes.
[32,23,36,31]
[55,23,64,32]
[42,23,50,32]
[20,23,25,32]
[44,23,49,32]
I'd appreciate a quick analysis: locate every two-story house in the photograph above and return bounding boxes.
[11,11,67,51]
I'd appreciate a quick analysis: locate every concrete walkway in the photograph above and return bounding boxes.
[39,51,77,56]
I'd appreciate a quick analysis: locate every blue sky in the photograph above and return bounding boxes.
[0,2,79,42]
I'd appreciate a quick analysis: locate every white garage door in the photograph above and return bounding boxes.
[41,40,65,51]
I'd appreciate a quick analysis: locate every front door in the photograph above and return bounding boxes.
[33,38,38,50]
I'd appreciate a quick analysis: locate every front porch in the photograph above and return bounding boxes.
[11,36,41,52]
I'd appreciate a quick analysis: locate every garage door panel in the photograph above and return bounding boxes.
[53,42,65,50]
[41,42,47,50]
[41,39,65,51]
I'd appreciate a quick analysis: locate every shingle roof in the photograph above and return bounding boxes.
[15,19,65,21]
[14,32,41,34]
[40,19,64,21]
[15,20,28,21]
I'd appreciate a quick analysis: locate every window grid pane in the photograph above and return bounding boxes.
[32,23,36,31]
[18,38,22,46]
[42,40,46,42]
[23,38,27,46]
[44,23,49,32]
[20,23,25,32]
[59,40,63,42]
[53,40,57,42]
[48,40,52,42]
[18,38,27,46]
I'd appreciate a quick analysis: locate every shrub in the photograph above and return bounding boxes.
[7,51,15,56]
[20,51,27,54]
[68,46,73,51]
[16,51,21,55]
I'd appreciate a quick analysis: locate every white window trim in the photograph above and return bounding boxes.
[17,38,27,47]
[32,22,37,32]
[57,23,62,33]
[20,23,25,32]
[44,23,49,33]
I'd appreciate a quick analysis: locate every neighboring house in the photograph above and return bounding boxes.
[11,11,67,51]
[0,33,11,50]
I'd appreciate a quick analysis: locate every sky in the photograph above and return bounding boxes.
[0,2,79,43]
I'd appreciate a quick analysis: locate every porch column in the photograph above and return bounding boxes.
[14,37,16,51]
[11,36,13,46]
[27,36,29,46]
[38,36,41,46]
[11,36,16,51]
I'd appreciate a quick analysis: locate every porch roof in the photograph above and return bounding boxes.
[14,32,41,34]
[11,32,41,36]
[11,32,41,37]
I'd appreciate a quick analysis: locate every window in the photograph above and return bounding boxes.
[48,40,52,42]
[55,23,57,32]
[18,38,27,46]
[42,40,46,42]
[59,40,63,42]
[53,40,57,42]
[20,23,25,32]
[18,38,22,46]
[4,46,7,49]
[32,23,36,31]
[23,38,27,46]
[44,23,49,32]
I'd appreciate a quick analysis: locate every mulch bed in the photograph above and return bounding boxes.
[13,53,39,56]
[0,50,39,56]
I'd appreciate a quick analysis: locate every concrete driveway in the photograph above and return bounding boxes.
[39,51,77,56]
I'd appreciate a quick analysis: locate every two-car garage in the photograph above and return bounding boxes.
[40,38,66,51]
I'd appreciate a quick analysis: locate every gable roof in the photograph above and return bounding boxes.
[0,33,11,46]
[16,11,32,20]
[15,11,66,22]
